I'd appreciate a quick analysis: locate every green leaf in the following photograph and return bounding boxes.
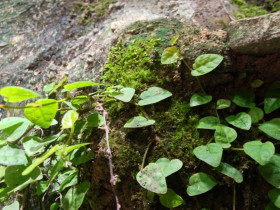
[269,188,280,208]
[62,110,79,129]
[3,201,19,210]
[62,182,90,210]
[50,202,59,210]
[249,107,264,123]
[159,188,184,208]
[196,116,219,130]
[259,154,280,188]
[161,47,180,64]
[112,87,135,102]
[187,172,218,196]
[259,118,280,140]
[1,118,31,143]
[87,113,104,127]
[169,35,180,46]
[214,124,237,148]
[190,93,212,107]
[216,99,231,109]
[71,96,89,105]
[155,158,183,177]
[64,81,99,91]
[136,163,167,194]
[225,112,252,130]
[264,82,280,114]
[266,202,280,210]
[215,162,243,183]
[0,86,41,103]
[251,79,263,88]
[67,147,94,166]
[191,54,223,77]
[230,88,255,108]
[0,117,27,130]
[193,143,223,167]
[24,99,58,128]
[58,170,78,193]
[43,82,56,93]
[22,144,59,176]
[36,180,49,195]
[138,87,172,106]
[124,116,155,128]
[244,141,275,165]
[22,135,59,157]
[5,165,41,188]
[63,101,78,111]
[0,166,5,180]
[0,145,29,166]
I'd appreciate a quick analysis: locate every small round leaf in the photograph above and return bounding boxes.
[159,188,184,208]
[190,93,212,107]
[138,87,172,106]
[225,112,252,130]
[124,116,155,128]
[216,99,231,109]
[214,124,237,148]
[155,158,183,177]
[161,47,180,64]
[248,107,264,124]
[196,116,219,130]
[194,143,223,167]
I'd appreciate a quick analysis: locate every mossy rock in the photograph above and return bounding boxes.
[89,18,234,209]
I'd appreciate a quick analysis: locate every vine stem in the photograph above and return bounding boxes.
[141,141,153,170]
[96,102,121,210]
[182,59,206,94]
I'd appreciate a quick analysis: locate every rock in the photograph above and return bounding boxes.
[228,11,280,55]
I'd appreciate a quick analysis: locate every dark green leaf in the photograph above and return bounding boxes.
[62,182,90,210]
[138,87,172,106]
[269,188,280,208]
[194,143,223,167]
[67,147,94,166]
[251,79,263,88]
[71,96,89,105]
[259,118,280,140]
[124,116,155,128]
[244,141,275,165]
[190,93,212,107]
[215,162,243,183]
[191,54,223,77]
[196,116,219,130]
[249,107,264,123]
[214,124,237,148]
[187,172,218,196]
[230,88,255,108]
[225,112,251,130]
[259,154,280,188]
[264,82,280,114]
[87,113,104,127]
[159,188,184,208]
[216,99,231,109]
[265,202,280,210]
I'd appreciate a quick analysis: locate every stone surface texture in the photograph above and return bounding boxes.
[228,11,280,55]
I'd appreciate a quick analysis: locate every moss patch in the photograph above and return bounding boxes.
[230,0,268,19]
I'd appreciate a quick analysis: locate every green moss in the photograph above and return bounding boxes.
[230,0,268,19]
[102,38,168,90]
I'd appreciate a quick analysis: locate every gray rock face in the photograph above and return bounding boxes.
[228,11,280,55]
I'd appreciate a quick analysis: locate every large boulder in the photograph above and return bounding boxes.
[228,11,280,55]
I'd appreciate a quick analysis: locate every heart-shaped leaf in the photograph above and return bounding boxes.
[187,172,218,196]
[269,188,280,208]
[264,82,280,114]
[249,107,264,123]
[64,81,99,91]
[196,116,219,130]
[259,154,280,188]
[112,87,135,102]
[191,54,223,77]
[230,88,255,108]
[225,112,252,130]
[0,145,29,166]
[62,110,79,129]
[194,143,223,167]
[266,202,280,210]
[259,118,280,140]
[155,158,183,177]
[0,86,41,103]
[24,99,58,128]
[138,87,172,106]
[124,116,155,128]
[190,93,212,107]
[244,141,275,165]
[251,79,263,88]
[214,124,237,148]
[62,181,90,210]
[215,162,243,183]
[159,188,184,208]
[5,165,41,188]
[136,163,167,194]
[161,47,180,64]
[216,99,231,109]
[87,113,104,127]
